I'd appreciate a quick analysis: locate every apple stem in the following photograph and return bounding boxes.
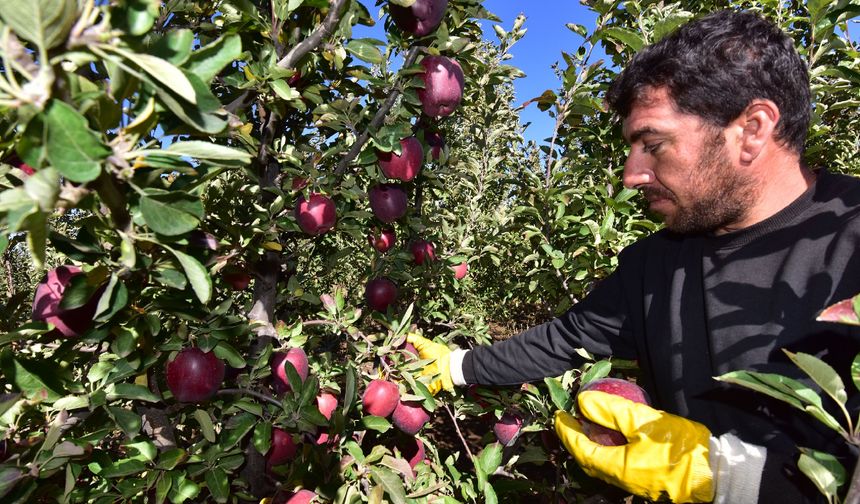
[217,388,282,407]
[443,403,475,462]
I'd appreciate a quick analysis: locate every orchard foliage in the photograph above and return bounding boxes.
[0,0,858,503]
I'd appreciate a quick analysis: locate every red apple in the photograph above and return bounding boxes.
[6,154,35,176]
[294,192,336,235]
[389,0,448,37]
[577,378,650,446]
[451,261,468,279]
[166,347,226,402]
[282,489,317,504]
[394,435,426,469]
[378,136,423,182]
[362,379,400,417]
[223,269,252,291]
[418,55,465,118]
[267,427,298,467]
[493,412,523,446]
[368,228,396,253]
[391,400,430,435]
[272,348,310,394]
[369,184,408,223]
[364,277,398,312]
[188,230,219,250]
[317,391,338,420]
[31,265,99,337]
[425,131,445,160]
[403,341,418,358]
[409,240,436,265]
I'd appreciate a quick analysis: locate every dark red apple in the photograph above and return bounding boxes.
[418,55,465,118]
[6,154,35,176]
[364,277,398,312]
[425,131,445,160]
[493,412,523,446]
[362,379,400,417]
[223,269,252,291]
[294,192,336,235]
[31,265,99,337]
[368,228,396,253]
[394,435,426,469]
[389,0,448,37]
[166,347,226,402]
[188,230,219,250]
[451,261,468,279]
[577,377,650,446]
[369,184,408,223]
[391,400,430,435]
[378,136,423,182]
[272,348,310,394]
[409,240,436,265]
[403,341,418,358]
[267,427,298,467]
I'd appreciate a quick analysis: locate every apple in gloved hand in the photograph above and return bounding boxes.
[577,377,650,446]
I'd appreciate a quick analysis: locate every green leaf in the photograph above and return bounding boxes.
[369,466,407,504]
[798,448,846,499]
[107,406,142,436]
[185,34,242,84]
[0,349,67,401]
[169,473,200,503]
[0,0,76,50]
[155,448,187,470]
[346,39,384,64]
[361,416,392,433]
[0,466,24,499]
[193,409,216,443]
[24,167,59,211]
[153,72,228,134]
[58,273,101,310]
[581,360,611,385]
[139,189,204,236]
[108,47,196,104]
[164,141,252,163]
[163,246,212,304]
[270,80,301,101]
[600,26,644,52]
[253,422,272,455]
[151,28,194,64]
[219,412,256,450]
[784,350,847,406]
[109,383,160,403]
[44,100,110,183]
[476,442,503,477]
[544,377,573,411]
[212,342,246,369]
[204,467,229,503]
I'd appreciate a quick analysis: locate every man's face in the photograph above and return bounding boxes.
[621,87,756,234]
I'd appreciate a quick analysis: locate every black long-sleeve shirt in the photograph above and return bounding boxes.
[463,169,860,503]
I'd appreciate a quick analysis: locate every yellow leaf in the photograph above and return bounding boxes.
[263,241,282,251]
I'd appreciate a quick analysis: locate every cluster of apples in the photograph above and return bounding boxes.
[289,0,468,315]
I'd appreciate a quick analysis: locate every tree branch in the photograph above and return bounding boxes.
[277,0,350,69]
[443,403,475,462]
[334,46,421,176]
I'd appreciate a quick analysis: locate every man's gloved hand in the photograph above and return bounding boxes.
[406,333,454,395]
[554,390,714,503]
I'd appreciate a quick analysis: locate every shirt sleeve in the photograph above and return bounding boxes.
[461,254,640,385]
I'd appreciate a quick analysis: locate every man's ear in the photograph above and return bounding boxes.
[737,99,780,165]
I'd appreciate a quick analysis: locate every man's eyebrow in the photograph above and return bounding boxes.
[625,126,660,143]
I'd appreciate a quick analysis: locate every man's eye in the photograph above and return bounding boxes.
[643,142,662,154]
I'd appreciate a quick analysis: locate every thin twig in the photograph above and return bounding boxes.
[334,46,421,176]
[217,388,282,407]
[277,0,350,69]
[443,403,475,462]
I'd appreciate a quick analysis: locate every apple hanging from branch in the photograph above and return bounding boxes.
[419,55,465,118]
[271,348,310,394]
[369,184,408,223]
[368,228,396,253]
[378,136,423,182]
[166,347,226,402]
[364,277,399,313]
[294,192,336,235]
[389,0,448,37]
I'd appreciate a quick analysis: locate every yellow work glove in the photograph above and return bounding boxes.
[554,390,714,503]
[406,333,454,395]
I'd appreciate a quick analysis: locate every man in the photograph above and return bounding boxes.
[408,10,860,503]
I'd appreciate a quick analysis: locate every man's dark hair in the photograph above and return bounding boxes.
[607,10,811,154]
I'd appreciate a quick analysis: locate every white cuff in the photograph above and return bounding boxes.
[709,433,767,504]
[449,349,468,386]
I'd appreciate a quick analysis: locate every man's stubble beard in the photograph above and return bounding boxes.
[664,131,756,234]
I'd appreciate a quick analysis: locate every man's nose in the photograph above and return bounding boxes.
[622,153,653,189]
